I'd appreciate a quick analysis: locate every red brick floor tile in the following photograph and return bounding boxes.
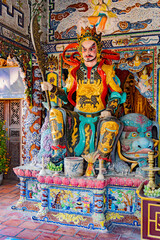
[36,232,62,240]
[0,189,15,194]
[75,229,97,239]
[55,226,78,236]
[119,237,141,240]
[37,223,59,232]
[6,211,25,219]
[60,236,82,240]
[0,226,23,236]
[0,198,18,204]
[0,215,10,222]
[0,205,10,210]
[0,236,10,240]
[16,229,42,240]
[0,225,7,230]
[0,209,10,216]
[22,215,33,221]
[13,197,20,202]
[0,203,14,207]
[2,218,24,227]
[19,220,41,229]
[0,194,17,199]
[111,225,135,236]
[133,227,141,234]
[96,232,120,240]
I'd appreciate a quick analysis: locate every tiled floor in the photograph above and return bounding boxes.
[0,179,141,240]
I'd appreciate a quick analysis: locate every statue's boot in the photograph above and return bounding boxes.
[97,117,121,159]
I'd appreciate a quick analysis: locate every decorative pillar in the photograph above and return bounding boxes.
[20,177,26,198]
[37,185,49,216]
[11,176,27,209]
[92,189,105,228]
[16,177,27,205]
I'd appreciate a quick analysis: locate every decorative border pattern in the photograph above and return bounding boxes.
[0,0,24,28]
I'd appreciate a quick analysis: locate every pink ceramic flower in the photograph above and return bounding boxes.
[18,169,25,176]
[25,170,32,177]
[62,177,70,185]
[95,180,105,188]
[105,178,110,186]
[79,179,87,188]
[125,178,133,186]
[87,179,95,188]
[45,176,54,184]
[117,178,125,186]
[110,177,117,185]
[32,170,38,178]
[54,177,62,185]
[70,178,79,187]
[134,179,143,187]
[37,176,45,183]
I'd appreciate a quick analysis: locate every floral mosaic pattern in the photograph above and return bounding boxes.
[107,187,136,214]
[26,180,42,202]
[49,187,94,215]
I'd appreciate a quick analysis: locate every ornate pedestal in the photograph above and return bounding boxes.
[137,182,160,240]
[12,165,143,230]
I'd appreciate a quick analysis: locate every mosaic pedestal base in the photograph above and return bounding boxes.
[12,165,144,230]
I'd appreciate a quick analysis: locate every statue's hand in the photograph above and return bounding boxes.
[41,82,53,92]
[100,110,112,118]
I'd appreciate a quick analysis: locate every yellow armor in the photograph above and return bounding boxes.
[76,78,104,113]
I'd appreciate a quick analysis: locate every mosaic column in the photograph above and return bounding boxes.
[92,190,105,228]
[37,185,49,216]
[15,177,27,205]
[20,177,27,199]
[11,177,27,210]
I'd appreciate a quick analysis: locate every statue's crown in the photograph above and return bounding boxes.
[77,26,101,45]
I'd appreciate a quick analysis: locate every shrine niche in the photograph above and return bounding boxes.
[116,47,157,120]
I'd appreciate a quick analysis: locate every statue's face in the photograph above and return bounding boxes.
[81,40,97,63]
[99,0,103,4]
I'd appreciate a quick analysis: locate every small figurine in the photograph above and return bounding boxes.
[39,157,46,176]
[96,157,106,180]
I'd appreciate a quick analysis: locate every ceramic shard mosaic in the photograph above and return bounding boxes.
[49,187,94,215]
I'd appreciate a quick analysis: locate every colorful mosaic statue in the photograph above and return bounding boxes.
[112,113,159,176]
[41,26,126,165]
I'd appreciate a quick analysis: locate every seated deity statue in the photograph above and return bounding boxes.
[41,26,126,166]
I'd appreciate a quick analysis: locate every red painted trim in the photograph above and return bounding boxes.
[97,59,108,107]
